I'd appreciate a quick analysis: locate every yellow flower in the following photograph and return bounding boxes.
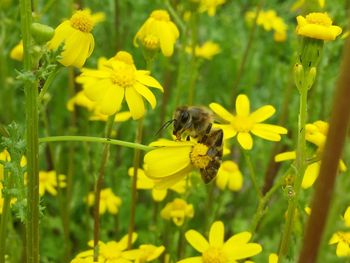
[160,198,194,226]
[275,120,346,188]
[124,244,165,263]
[38,171,66,196]
[0,182,17,214]
[178,221,262,263]
[9,41,23,61]
[210,95,288,150]
[77,51,163,119]
[291,0,325,11]
[48,9,96,68]
[215,161,243,191]
[329,207,350,257]
[245,10,288,42]
[296,12,342,41]
[128,167,186,202]
[0,150,11,180]
[134,10,179,57]
[144,139,214,189]
[71,234,138,263]
[185,41,221,60]
[198,0,226,16]
[86,188,122,215]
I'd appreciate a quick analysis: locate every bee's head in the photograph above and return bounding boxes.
[173,107,192,139]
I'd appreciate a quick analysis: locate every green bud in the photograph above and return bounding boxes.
[294,63,304,92]
[306,67,317,90]
[298,38,323,69]
[31,23,55,45]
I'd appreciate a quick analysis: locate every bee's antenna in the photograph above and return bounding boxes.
[155,119,175,136]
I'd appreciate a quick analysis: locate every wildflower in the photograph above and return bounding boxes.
[124,244,165,263]
[245,10,287,42]
[71,234,138,263]
[144,139,213,188]
[77,51,163,119]
[215,160,243,191]
[185,41,221,60]
[209,95,288,150]
[0,182,16,214]
[0,150,11,180]
[38,171,66,196]
[48,9,97,68]
[134,10,179,57]
[275,121,346,188]
[178,221,262,263]
[329,207,350,257]
[160,198,194,226]
[9,41,23,61]
[128,167,186,202]
[86,188,122,215]
[296,12,342,41]
[199,0,226,16]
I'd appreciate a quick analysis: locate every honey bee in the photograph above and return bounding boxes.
[173,106,223,184]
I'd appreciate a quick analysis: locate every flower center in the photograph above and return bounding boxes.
[231,115,254,132]
[337,232,350,244]
[70,10,94,33]
[101,243,122,259]
[190,144,211,169]
[142,35,160,50]
[110,63,136,88]
[151,10,170,21]
[202,247,227,263]
[305,13,332,27]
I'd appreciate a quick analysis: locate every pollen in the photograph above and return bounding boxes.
[232,116,254,132]
[111,64,136,88]
[142,35,160,50]
[70,10,94,33]
[305,13,332,27]
[202,247,227,263]
[190,144,212,169]
[151,10,170,21]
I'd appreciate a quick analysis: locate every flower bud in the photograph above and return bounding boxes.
[294,63,304,91]
[306,67,317,90]
[31,23,55,44]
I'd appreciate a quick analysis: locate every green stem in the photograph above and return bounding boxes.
[38,68,60,103]
[164,0,186,33]
[127,118,144,249]
[187,13,199,105]
[39,136,153,152]
[0,171,11,263]
[20,0,40,262]
[244,151,262,199]
[278,86,308,261]
[93,114,116,261]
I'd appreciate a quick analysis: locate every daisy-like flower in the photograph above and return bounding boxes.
[48,9,97,68]
[198,0,226,16]
[144,139,214,188]
[329,206,350,257]
[160,198,194,226]
[71,234,138,263]
[134,10,179,57]
[185,41,221,60]
[77,51,163,119]
[210,94,288,150]
[128,167,186,202]
[38,171,66,196]
[296,12,342,41]
[86,188,122,215]
[124,244,165,263]
[215,160,243,191]
[178,221,262,263]
[275,120,346,189]
[9,41,23,61]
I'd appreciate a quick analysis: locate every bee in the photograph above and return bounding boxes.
[173,106,223,184]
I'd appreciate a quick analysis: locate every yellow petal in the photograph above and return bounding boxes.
[213,124,237,139]
[228,170,243,192]
[153,166,191,190]
[269,253,278,263]
[236,94,250,117]
[224,232,252,249]
[250,105,276,122]
[336,241,350,257]
[253,123,288,134]
[302,162,320,189]
[136,71,164,91]
[251,128,281,141]
[274,151,296,162]
[98,86,124,115]
[209,103,234,122]
[229,244,262,260]
[125,87,145,120]
[237,132,253,150]
[329,233,340,244]
[185,230,210,253]
[134,82,156,109]
[158,22,175,56]
[177,257,203,263]
[209,221,224,247]
[152,189,167,201]
[344,207,350,227]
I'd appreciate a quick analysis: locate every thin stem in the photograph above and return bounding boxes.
[278,85,308,261]
[177,225,185,259]
[231,0,264,100]
[298,31,350,263]
[39,136,153,152]
[164,0,186,33]
[187,13,199,105]
[38,68,60,103]
[127,118,144,249]
[20,0,40,262]
[244,151,262,199]
[0,171,11,263]
[93,114,116,261]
